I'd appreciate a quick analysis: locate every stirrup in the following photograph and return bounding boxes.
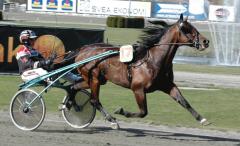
[58,103,66,111]
[58,100,73,111]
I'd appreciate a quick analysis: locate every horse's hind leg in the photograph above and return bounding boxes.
[162,81,210,125]
[90,77,119,129]
[114,88,148,118]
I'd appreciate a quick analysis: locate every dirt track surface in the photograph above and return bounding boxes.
[1,111,240,146]
[175,71,240,89]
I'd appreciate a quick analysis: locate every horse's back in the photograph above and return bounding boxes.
[76,43,120,67]
[76,43,130,88]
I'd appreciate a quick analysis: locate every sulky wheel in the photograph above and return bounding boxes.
[62,89,96,128]
[9,89,46,131]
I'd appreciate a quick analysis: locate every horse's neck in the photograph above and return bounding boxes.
[150,27,179,69]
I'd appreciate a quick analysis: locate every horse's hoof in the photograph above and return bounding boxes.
[200,118,211,126]
[114,107,124,115]
[110,122,120,130]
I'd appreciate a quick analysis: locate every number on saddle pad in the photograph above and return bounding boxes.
[120,45,133,62]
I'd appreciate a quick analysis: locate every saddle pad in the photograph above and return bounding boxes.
[120,45,133,62]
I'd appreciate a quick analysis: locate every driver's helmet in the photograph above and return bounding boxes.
[19,30,37,44]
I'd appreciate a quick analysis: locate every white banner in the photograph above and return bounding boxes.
[27,0,77,13]
[77,0,151,17]
[209,5,235,22]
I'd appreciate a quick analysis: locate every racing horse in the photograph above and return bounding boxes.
[74,14,210,127]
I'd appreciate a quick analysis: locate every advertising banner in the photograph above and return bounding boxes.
[61,0,75,11]
[28,0,151,16]
[188,0,208,20]
[152,2,188,19]
[46,0,58,10]
[0,25,104,73]
[152,0,208,20]
[0,0,3,10]
[30,0,44,10]
[209,5,235,22]
[28,0,77,13]
[77,0,151,17]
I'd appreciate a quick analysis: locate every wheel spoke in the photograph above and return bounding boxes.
[16,97,24,106]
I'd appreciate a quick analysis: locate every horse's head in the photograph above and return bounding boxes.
[176,14,209,51]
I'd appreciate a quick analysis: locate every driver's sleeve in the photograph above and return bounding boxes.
[17,54,49,74]
[17,55,35,74]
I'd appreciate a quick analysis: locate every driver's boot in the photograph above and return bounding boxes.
[58,85,78,111]
[64,72,83,84]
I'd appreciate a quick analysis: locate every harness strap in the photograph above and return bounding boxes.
[126,50,150,85]
[127,64,132,85]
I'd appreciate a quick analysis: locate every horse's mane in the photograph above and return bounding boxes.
[134,20,173,60]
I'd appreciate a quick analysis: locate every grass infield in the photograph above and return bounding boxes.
[0,68,240,132]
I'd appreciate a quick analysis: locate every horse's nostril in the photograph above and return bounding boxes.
[203,40,209,44]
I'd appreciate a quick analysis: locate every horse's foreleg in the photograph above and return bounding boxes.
[162,82,209,125]
[114,88,148,118]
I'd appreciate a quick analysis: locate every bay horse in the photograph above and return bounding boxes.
[73,14,210,128]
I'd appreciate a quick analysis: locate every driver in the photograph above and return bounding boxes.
[16,30,52,82]
[16,29,82,85]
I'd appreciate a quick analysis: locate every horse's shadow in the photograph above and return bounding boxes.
[36,126,240,143]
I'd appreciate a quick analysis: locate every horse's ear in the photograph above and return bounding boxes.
[179,14,183,22]
[178,14,184,27]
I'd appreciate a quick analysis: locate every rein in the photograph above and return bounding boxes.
[154,22,201,48]
[53,51,77,64]
[54,51,71,60]
[154,42,193,45]
[154,36,201,47]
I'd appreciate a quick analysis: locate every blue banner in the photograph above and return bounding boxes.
[152,1,208,20]
[152,3,188,19]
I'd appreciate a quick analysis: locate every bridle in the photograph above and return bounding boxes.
[154,22,201,49]
[178,22,200,49]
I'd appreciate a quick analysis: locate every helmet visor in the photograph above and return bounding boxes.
[29,31,37,39]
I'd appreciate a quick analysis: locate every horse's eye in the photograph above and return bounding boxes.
[181,25,190,33]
